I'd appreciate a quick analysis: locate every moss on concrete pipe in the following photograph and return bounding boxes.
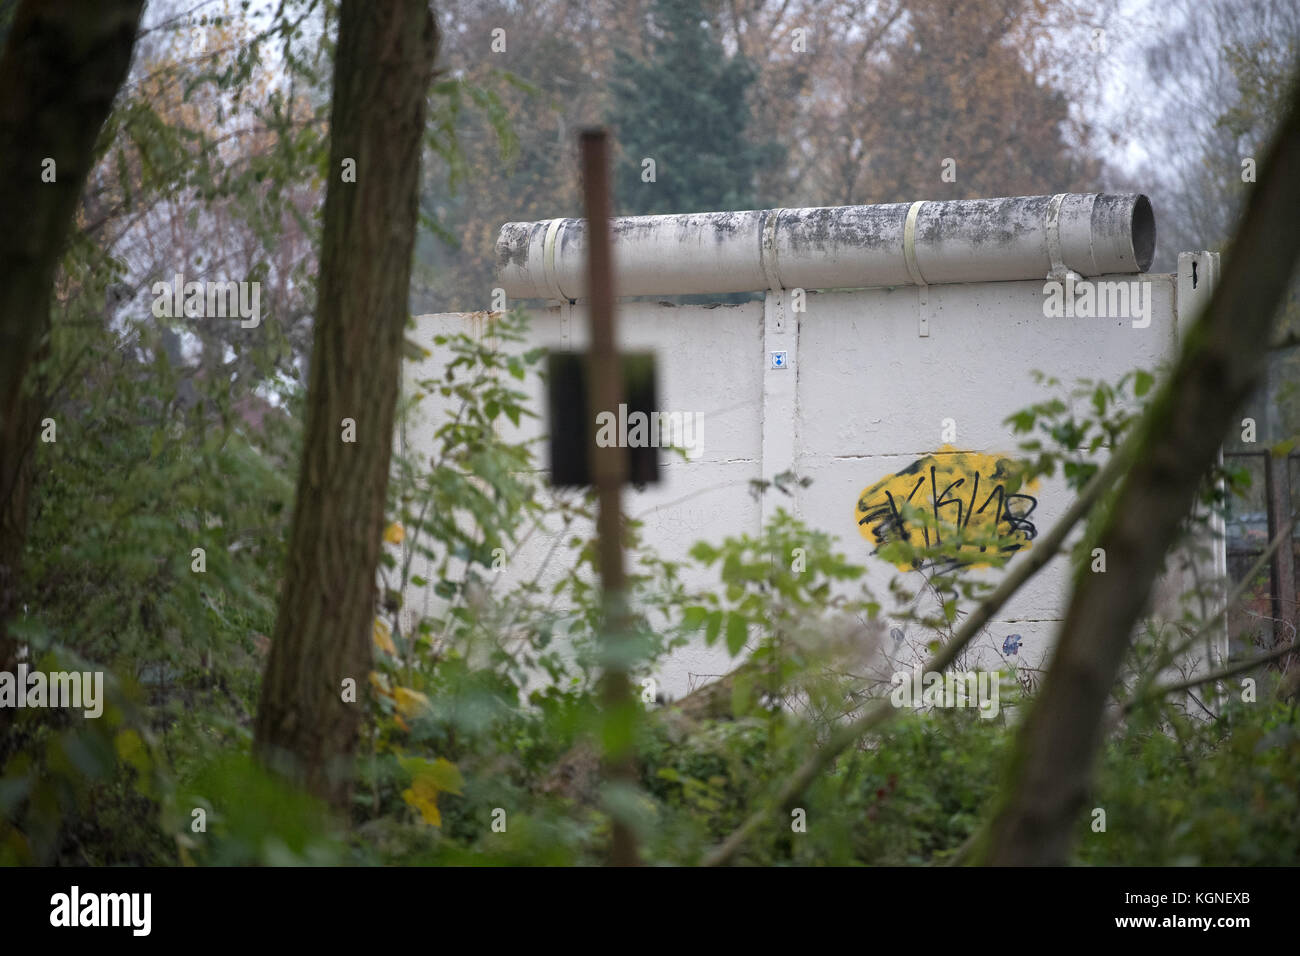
[495,193,1155,300]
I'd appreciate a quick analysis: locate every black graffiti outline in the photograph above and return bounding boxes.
[857,463,1039,570]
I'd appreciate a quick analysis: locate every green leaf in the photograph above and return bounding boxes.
[724,612,747,656]
[1007,409,1036,433]
[688,541,719,563]
[704,610,723,646]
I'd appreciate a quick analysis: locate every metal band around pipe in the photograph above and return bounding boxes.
[760,207,785,291]
[903,200,928,286]
[1045,193,1069,278]
[543,217,565,300]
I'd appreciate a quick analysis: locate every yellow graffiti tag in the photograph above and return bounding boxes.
[854,446,1039,570]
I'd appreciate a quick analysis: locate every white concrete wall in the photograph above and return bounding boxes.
[405,253,1221,699]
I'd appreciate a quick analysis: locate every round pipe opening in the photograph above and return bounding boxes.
[1131,194,1155,272]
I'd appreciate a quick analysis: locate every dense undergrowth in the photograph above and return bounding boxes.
[3,309,1296,867]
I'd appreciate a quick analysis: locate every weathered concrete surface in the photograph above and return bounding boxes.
[406,258,1219,699]
[496,194,1155,300]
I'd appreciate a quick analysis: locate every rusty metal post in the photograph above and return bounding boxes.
[579,128,639,867]
[1265,452,1298,647]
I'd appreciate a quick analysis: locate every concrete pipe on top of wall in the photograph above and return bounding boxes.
[495,193,1156,300]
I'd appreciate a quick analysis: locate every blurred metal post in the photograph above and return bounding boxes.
[1264,452,1297,646]
[580,128,639,867]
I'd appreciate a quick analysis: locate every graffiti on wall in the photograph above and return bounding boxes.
[854,446,1038,571]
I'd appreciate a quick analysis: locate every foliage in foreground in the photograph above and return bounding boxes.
[2,309,1296,867]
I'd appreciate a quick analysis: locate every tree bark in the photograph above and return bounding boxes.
[0,0,144,676]
[253,0,438,809]
[978,76,1300,865]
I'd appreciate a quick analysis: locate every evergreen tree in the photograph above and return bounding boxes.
[609,0,779,216]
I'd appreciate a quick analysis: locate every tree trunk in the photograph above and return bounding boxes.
[253,0,438,809]
[0,0,143,676]
[978,76,1300,865]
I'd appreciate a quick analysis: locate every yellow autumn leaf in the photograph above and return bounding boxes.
[393,686,431,719]
[373,618,397,656]
[402,776,443,826]
[383,522,405,544]
[398,756,463,826]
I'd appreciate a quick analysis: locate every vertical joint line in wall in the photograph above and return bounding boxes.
[1176,250,1219,345]
[1177,250,1228,662]
[904,201,930,337]
[1215,446,1230,664]
[792,300,803,520]
[760,289,799,532]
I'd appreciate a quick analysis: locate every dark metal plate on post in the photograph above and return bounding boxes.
[547,350,660,487]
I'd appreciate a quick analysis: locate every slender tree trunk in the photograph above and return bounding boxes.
[254,0,438,809]
[978,76,1300,865]
[0,0,143,678]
